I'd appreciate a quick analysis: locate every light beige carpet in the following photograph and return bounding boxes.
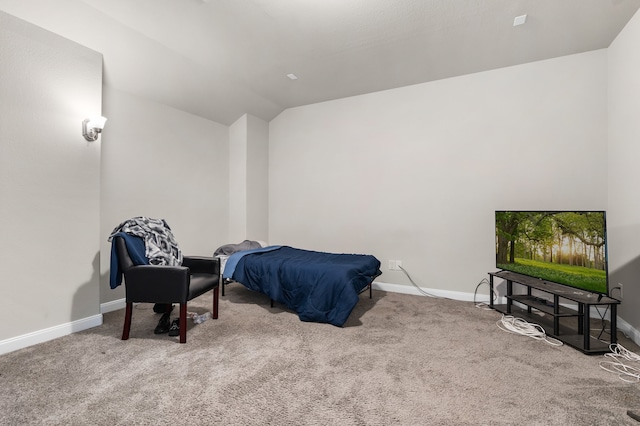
[1,285,639,425]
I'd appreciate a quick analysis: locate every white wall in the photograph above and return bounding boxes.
[0,11,102,349]
[269,50,608,296]
[228,113,269,243]
[246,115,269,242]
[100,87,230,306]
[3,4,638,349]
[229,115,249,241]
[607,9,640,340]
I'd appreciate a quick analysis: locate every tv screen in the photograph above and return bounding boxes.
[495,211,608,295]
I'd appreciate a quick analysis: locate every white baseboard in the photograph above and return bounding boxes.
[372,280,493,302]
[0,314,103,356]
[0,299,126,355]
[101,298,125,314]
[617,316,640,346]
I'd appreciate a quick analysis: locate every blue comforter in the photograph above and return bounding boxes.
[226,246,381,326]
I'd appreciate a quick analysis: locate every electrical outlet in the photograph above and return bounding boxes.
[611,283,623,299]
[388,260,402,270]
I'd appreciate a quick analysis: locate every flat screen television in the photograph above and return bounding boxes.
[495,211,608,295]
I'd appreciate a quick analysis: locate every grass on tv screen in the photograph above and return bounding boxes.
[495,211,608,295]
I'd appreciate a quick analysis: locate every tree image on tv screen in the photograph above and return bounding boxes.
[495,211,607,294]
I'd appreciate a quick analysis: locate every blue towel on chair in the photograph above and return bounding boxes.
[109,232,149,289]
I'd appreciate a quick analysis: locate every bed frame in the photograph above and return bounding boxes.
[221,273,378,301]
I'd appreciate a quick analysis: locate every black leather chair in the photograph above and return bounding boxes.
[114,236,220,343]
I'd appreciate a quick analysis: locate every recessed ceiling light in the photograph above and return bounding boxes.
[513,14,527,26]
[286,73,298,80]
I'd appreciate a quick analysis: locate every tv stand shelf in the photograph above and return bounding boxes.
[507,295,577,317]
[488,270,620,355]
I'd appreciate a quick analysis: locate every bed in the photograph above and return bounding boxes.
[221,245,381,327]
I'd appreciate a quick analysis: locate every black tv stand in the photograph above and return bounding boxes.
[488,270,620,355]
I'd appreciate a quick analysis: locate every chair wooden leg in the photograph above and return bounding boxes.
[179,303,187,344]
[122,302,132,340]
[212,286,219,319]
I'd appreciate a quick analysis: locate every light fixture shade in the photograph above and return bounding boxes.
[83,116,107,141]
[87,116,107,130]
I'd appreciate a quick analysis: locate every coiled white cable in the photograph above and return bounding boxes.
[599,343,640,383]
[609,343,640,362]
[496,314,563,346]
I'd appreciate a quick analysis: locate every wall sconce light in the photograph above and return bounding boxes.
[82,116,107,141]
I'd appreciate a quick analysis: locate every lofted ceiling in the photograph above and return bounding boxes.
[1,0,639,125]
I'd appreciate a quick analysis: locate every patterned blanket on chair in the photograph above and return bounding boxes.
[108,216,182,266]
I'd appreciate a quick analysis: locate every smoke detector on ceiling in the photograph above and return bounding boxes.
[513,15,527,26]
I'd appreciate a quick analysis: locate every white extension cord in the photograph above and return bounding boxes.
[600,343,640,383]
[473,277,499,310]
[398,265,442,298]
[496,314,563,346]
